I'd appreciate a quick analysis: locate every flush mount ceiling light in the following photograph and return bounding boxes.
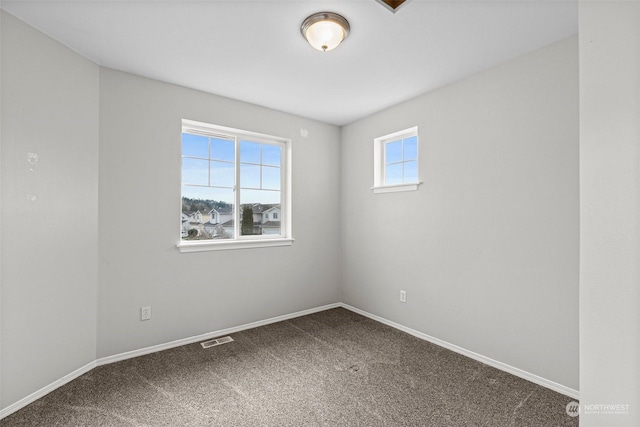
[301,12,350,52]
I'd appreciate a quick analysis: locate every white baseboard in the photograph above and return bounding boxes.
[0,300,578,420]
[0,360,96,420]
[339,303,579,400]
[96,303,341,366]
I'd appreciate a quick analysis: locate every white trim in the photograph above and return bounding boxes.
[0,303,338,421]
[339,303,580,400]
[96,303,340,366]
[0,301,578,420]
[0,361,96,420]
[182,119,288,143]
[371,182,422,194]
[283,136,293,238]
[177,237,294,253]
[377,126,419,142]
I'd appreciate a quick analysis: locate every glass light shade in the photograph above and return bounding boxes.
[301,12,350,52]
[305,20,345,51]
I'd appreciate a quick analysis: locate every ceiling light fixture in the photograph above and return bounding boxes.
[301,12,350,52]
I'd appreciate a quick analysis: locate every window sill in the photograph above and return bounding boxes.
[371,182,422,194]
[177,238,294,253]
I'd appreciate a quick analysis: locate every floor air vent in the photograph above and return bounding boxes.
[201,336,234,349]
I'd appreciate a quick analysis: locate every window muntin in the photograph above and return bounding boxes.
[181,120,289,245]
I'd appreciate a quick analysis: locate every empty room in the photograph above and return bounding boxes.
[1,0,638,426]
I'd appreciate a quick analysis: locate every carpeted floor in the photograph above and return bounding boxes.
[2,308,578,426]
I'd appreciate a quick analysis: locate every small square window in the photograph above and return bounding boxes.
[372,127,421,193]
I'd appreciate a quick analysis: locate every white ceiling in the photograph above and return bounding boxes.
[2,0,578,126]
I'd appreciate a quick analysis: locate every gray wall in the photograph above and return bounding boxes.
[1,11,99,409]
[340,36,579,391]
[579,2,640,426]
[97,69,341,358]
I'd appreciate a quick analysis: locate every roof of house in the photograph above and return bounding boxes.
[242,203,278,214]
[182,210,203,221]
[262,206,280,214]
[209,206,233,215]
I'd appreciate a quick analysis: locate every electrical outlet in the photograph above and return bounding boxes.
[141,306,152,321]
[400,290,407,303]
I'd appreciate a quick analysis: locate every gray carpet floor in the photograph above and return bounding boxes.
[2,308,578,426]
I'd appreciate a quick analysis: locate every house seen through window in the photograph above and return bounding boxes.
[180,120,290,245]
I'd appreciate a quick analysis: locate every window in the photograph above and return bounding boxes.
[179,119,292,252]
[372,127,421,194]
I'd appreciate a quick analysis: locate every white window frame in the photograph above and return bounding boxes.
[178,119,293,253]
[371,126,422,194]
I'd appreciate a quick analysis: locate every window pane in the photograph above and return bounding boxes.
[182,158,208,185]
[182,133,208,158]
[181,186,234,240]
[262,166,280,190]
[211,138,235,162]
[262,144,281,166]
[240,163,260,188]
[404,160,418,183]
[385,140,403,164]
[240,140,261,164]
[385,162,403,186]
[210,160,235,187]
[404,136,418,161]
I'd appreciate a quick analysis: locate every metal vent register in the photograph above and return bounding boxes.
[200,336,234,349]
